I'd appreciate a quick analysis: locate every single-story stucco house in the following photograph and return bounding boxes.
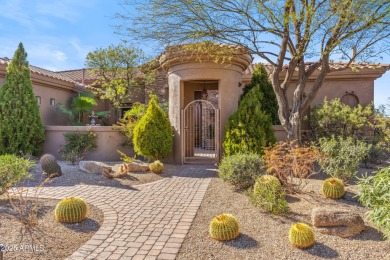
[0,45,388,164]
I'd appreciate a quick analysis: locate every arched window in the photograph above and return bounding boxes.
[341,92,359,107]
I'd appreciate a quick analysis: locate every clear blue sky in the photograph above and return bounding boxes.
[0,0,389,106]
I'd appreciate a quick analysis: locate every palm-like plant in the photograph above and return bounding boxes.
[57,92,97,125]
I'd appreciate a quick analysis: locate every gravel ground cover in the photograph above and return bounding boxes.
[0,197,103,260]
[21,161,183,189]
[178,169,390,260]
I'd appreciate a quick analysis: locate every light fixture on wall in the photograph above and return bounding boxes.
[201,80,208,100]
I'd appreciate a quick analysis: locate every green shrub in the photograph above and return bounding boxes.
[357,167,390,240]
[0,43,45,156]
[0,154,34,195]
[59,131,97,164]
[218,153,264,189]
[363,142,390,167]
[223,83,275,156]
[249,175,289,214]
[240,63,280,125]
[115,102,147,146]
[310,98,374,140]
[363,117,390,167]
[318,136,371,182]
[133,95,173,160]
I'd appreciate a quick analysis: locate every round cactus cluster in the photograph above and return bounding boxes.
[40,153,62,178]
[254,174,281,191]
[322,177,345,199]
[55,197,88,223]
[149,160,164,174]
[288,223,315,248]
[209,213,240,241]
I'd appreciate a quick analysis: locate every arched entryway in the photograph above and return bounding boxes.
[159,43,252,164]
[181,100,220,164]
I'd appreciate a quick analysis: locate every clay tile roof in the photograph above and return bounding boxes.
[244,62,390,75]
[0,57,80,85]
[56,69,97,83]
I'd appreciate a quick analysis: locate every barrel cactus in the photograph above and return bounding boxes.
[40,153,62,178]
[254,175,281,191]
[252,174,288,214]
[288,223,315,248]
[55,197,88,223]
[322,177,345,199]
[209,213,240,241]
[149,160,164,174]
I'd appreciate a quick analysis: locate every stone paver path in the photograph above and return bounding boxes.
[34,165,214,260]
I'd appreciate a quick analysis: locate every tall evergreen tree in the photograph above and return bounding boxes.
[223,84,276,156]
[0,43,45,156]
[240,64,280,125]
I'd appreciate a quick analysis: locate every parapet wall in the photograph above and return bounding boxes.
[44,126,134,161]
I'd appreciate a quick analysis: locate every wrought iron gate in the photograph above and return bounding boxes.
[181,100,220,164]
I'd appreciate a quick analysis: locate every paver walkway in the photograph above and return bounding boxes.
[34,165,214,260]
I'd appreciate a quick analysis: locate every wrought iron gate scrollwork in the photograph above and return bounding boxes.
[181,100,219,164]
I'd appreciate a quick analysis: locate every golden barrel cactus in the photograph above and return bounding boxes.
[55,197,88,223]
[289,223,315,248]
[209,213,240,241]
[254,175,281,191]
[149,160,164,174]
[322,177,345,199]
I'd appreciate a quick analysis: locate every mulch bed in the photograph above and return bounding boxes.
[177,168,390,260]
[0,197,104,260]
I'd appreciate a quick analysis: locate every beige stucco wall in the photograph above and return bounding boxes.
[0,78,75,126]
[281,79,374,109]
[44,126,134,161]
[34,84,75,125]
[273,125,288,142]
[166,62,250,163]
[183,81,218,107]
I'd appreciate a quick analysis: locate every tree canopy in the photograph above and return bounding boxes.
[85,41,156,110]
[116,0,390,142]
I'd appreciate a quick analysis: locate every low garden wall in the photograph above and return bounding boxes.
[44,126,134,161]
[273,125,287,142]
[45,125,288,162]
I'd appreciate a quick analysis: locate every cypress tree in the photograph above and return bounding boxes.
[240,63,280,125]
[0,43,45,156]
[133,95,173,160]
[223,84,276,156]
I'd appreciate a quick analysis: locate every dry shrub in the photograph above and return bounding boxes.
[6,176,49,228]
[263,141,322,193]
[5,175,51,251]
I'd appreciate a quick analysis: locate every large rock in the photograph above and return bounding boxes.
[311,207,365,238]
[79,160,149,178]
[79,161,112,175]
[123,160,150,172]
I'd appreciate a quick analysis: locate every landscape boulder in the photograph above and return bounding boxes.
[79,160,150,179]
[79,161,112,175]
[123,160,150,172]
[311,207,365,238]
